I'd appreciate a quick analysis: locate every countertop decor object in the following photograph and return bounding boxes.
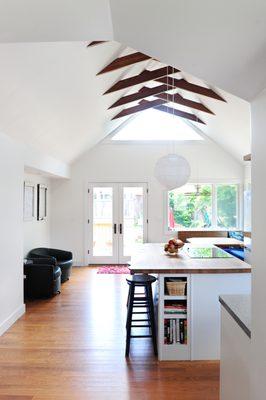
[164,238,184,255]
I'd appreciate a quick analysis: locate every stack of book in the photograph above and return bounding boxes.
[164,302,187,316]
[164,319,187,345]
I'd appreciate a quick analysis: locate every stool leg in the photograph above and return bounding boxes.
[144,285,151,322]
[126,284,134,329]
[125,283,135,357]
[147,284,158,356]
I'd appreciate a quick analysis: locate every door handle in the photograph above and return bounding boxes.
[114,223,117,234]
[119,223,123,234]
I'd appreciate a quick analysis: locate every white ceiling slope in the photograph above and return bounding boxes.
[0,0,265,99]
[110,0,266,100]
[0,0,113,42]
[0,41,250,164]
[0,41,126,163]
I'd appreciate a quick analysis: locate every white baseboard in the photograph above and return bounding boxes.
[0,304,25,337]
[73,260,87,267]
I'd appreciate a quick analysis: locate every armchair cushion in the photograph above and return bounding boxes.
[24,258,61,299]
[27,248,73,283]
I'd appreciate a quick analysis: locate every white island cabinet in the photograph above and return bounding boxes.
[130,243,251,361]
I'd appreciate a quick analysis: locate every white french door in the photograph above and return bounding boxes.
[87,183,147,264]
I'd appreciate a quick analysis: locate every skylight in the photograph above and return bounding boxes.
[112,108,203,141]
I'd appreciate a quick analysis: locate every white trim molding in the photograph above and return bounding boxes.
[0,304,25,337]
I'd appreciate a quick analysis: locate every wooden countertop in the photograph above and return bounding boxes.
[187,237,243,246]
[129,243,251,274]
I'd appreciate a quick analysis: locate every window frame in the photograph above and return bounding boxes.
[165,183,241,234]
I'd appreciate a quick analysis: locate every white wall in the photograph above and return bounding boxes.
[50,139,244,265]
[250,88,266,400]
[0,132,25,335]
[23,144,70,179]
[244,164,251,185]
[23,173,51,256]
[0,132,69,336]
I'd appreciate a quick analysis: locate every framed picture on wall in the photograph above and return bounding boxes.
[37,184,48,221]
[23,181,35,221]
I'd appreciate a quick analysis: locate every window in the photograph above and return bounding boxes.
[216,184,238,228]
[167,184,239,231]
[111,108,203,141]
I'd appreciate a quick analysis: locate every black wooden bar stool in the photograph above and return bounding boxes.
[125,274,157,357]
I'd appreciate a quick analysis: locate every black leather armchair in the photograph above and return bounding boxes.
[27,248,73,283]
[24,258,61,299]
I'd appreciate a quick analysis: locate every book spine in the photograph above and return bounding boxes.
[179,320,184,344]
[176,319,180,343]
[173,319,176,343]
[167,320,170,344]
[184,319,188,345]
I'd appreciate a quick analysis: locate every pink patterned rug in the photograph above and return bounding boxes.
[97,265,130,274]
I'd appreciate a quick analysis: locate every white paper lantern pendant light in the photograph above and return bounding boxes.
[154,153,191,190]
[154,66,191,190]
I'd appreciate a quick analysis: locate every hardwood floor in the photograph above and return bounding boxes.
[0,268,219,400]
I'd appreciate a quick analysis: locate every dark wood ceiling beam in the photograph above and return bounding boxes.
[156,76,226,102]
[104,67,179,95]
[87,41,107,47]
[97,52,151,75]
[108,84,168,109]
[109,85,214,115]
[155,92,215,115]
[112,99,167,120]
[142,101,205,124]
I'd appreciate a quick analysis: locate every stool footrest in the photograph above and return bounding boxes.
[133,304,149,308]
[132,311,147,314]
[130,335,152,338]
[131,324,151,328]
[132,319,149,322]
[133,297,147,301]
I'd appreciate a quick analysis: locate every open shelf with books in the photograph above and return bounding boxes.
[158,274,191,360]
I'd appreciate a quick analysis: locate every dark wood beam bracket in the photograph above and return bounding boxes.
[146,101,205,124]
[97,52,151,75]
[104,67,179,95]
[155,92,214,115]
[87,41,107,47]
[243,153,251,161]
[112,99,167,120]
[108,84,168,109]
[156,76,226,102]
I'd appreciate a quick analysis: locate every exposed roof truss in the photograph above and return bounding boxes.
[88,41,228,126]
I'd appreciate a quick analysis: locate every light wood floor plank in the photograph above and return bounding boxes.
[0,267,219,399]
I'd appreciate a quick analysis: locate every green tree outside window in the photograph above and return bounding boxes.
[168,184,238,230]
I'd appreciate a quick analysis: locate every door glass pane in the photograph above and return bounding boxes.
[93,187,113,256]
[123,187,144,257]
[217,184,238,228]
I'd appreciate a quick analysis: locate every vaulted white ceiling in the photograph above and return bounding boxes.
[0,0,113,42]
[110,0,266,101]
[0,41,250,163]
[1,1,266,100]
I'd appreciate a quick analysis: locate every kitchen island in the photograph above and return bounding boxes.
[129,243,251,361]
